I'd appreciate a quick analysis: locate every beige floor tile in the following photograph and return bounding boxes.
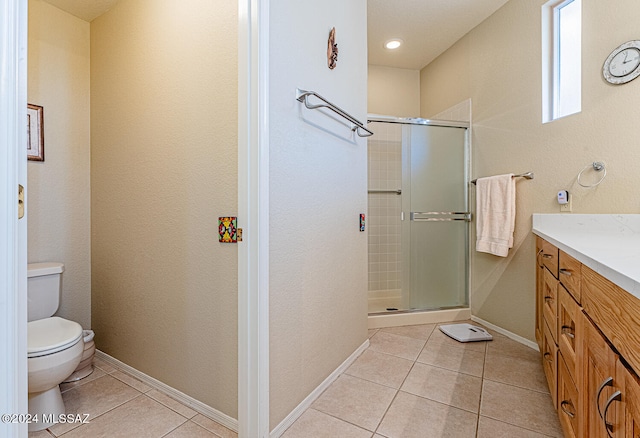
[377,391,477,438]
[50,374,141,435]
[477,416,550,437]
[486,333,540,362]
[282,408,373,438]
[111,370,152,393]
[480,380,563,437]
[368,331,426,361]
[400,362,482,413]
[484,350,549,393]
[93,357,117,374]
[59,394,186,438]
[311,374,396,432]
[146,389,197,419]
[379,324,436,340]
[368,329,379,338]
[417,342,485,377]
[427,329,488,353]
[60,366,106,393]
[164,420,220,438]
[192,414,238,438]
[345,349,414,389]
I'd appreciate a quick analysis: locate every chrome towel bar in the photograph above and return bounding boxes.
[296,88,373,137]
[470,171,534,185]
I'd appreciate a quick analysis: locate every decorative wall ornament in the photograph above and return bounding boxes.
[27,104,44,161]
[218,216,238,243]
[327,27,338,70]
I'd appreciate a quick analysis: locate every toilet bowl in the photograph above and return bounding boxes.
[27,263,85,432]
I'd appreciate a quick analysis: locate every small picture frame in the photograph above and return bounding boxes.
[27,104,44,161]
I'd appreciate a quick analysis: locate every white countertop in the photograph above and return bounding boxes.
[532,214,640,299]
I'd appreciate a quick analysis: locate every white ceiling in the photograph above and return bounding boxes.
[368,0,510,70]
[43,0,510,71]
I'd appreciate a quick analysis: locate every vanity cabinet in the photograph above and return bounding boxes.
[535,236,640,438]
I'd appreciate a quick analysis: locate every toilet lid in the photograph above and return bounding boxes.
[28,317,83,358]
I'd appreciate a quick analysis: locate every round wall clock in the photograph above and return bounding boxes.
[603,40,640,84]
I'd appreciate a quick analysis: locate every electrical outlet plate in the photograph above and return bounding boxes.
[560,198,572,212]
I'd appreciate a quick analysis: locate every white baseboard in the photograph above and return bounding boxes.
[470,316,539,352]
[269,338,370,438]
[95,350,238,432]
[368,308,471,329]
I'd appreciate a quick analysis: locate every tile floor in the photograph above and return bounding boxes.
[28,321,562,438]
[28,357,237,438]
[282,321,563,438]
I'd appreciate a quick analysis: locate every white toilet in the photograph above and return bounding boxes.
[27,262,84,432]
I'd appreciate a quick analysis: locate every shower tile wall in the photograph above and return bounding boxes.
[368,122,403,312]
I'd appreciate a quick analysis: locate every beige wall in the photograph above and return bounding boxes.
[420,0,640,340]
[368,65,420,117]
[27,0,91,329]
[90,0,238,418]
[269,0,368,429]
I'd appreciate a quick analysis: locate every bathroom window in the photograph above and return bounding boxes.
[542,0,582,122]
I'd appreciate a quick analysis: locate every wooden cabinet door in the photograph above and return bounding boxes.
[619,359,640,438]
[543,319,558,408]
[558,352,581,437]
[583,315,620,438]
[543,267,559,343]
[558,285,582,384]
[536,237,545,349]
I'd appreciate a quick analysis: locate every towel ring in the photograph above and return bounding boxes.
[577,162,607,188]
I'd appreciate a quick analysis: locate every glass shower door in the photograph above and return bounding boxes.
[402,124,469,310]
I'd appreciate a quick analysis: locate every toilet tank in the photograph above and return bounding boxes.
[27,262,64,322]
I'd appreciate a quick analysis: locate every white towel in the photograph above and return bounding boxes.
[475,174,516,257]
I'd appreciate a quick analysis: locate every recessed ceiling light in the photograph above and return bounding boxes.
[384,39,403,50]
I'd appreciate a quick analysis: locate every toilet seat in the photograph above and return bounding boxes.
[28,316,83,358]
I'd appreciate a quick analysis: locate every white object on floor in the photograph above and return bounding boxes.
[439,323,493,342]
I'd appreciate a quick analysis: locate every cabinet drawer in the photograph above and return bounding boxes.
[558,284,582,384]
[558,353,580,438]
[543,319,558,408]
[543,267,558,343]
[540,239,559,278]
[583,265,640,379]
[559,250,581,304]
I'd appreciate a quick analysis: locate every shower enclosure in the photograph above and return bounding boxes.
[367,117,470,314]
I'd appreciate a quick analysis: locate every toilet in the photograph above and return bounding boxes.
[27,263,84,432]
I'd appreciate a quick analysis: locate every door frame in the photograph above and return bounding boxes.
[238,0,270,436]
[0,0,28,436]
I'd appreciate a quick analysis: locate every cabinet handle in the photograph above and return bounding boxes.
[559,269,572,277]
[560,400,576,419]
[561,325,575,339]
[542,254,553,259]
[603,390,622,438]
[596,376,614,419]
[536,249,544,267]
[543,352,553,363]
[544,296,554,303]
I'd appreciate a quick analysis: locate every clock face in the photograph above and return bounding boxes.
[603,40,640,84]
[609,48,640,77]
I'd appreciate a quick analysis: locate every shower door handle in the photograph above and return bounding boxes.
[410,212,472,222]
